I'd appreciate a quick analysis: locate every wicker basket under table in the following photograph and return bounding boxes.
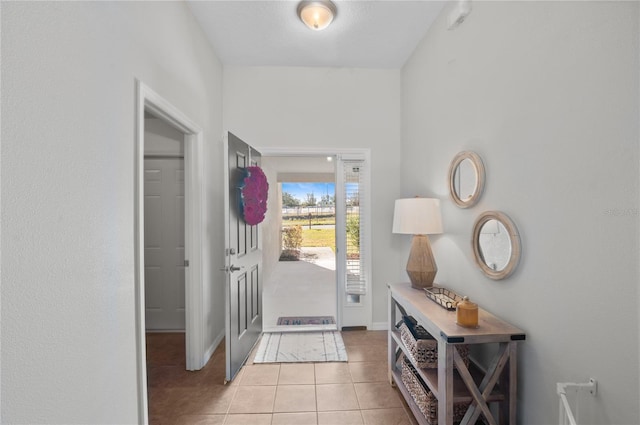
[399,322,470,369]
[401,356,470,424]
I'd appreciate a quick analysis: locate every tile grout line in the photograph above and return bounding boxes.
[313,364,319,418]
[224,380,239,418]
[352,380,363,412]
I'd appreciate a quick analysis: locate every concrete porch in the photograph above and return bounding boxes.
[263,247,337,332]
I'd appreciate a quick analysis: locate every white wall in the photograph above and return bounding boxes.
[258,160,280,292]
[402,2,639,424]
[1,2,224,423]
[223,67,402,326]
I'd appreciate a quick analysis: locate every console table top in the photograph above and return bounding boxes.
[389,282,526,344]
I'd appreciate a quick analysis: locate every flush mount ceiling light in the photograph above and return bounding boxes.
[297,0,337,31]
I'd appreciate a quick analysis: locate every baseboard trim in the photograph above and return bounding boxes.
[370,321,388,331]
[204,329,225,365]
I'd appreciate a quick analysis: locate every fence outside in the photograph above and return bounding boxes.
[282,206,337,217]
[282,206,360,218]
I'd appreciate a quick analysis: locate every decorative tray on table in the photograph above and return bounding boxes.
[423,286,464,310]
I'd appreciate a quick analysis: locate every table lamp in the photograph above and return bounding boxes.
[392,198,443,289]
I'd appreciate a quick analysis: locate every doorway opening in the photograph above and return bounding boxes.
[143,114,187,399]
[134,81,206,424]
[259,148,372,331]
[262,155,338,332]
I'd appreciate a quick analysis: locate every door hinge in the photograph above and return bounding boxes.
[184,260,189,267]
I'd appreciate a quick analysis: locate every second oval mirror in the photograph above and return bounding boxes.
[472,211,521,280]
[448,151,485,208]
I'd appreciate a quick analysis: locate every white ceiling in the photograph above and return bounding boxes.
[186,1,447,69]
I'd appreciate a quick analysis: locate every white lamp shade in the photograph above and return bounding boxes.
[298,1,336,31]
[392,198,443,235]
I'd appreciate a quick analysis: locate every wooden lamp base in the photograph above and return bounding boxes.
[406,234,437,289]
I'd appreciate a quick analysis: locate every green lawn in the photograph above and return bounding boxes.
[283,217,336,226]
[301,228,335,251]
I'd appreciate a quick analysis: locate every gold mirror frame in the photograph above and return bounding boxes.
[448,151,485,208]
[471,211,521,280]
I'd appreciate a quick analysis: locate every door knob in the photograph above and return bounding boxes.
[220,265,244,272]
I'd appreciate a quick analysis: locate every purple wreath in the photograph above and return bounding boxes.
[240,166,269,225]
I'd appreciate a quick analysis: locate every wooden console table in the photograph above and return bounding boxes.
[388,283,525,425]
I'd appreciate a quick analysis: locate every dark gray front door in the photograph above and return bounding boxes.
[224,132,263,382]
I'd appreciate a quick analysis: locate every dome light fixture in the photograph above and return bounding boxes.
[297,0,337,31]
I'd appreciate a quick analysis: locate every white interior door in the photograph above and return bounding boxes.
[224,132,263,381]
[144,157,186,330]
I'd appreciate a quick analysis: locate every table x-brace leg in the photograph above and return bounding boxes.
[455,342,511,425]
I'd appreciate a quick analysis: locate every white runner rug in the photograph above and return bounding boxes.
[253,331,348,363]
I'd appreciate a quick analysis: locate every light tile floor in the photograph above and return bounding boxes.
[147,331,418,425]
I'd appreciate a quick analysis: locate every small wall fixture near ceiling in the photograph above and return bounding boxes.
[297,0,337,31]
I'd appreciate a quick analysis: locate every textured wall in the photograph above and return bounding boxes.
[1,2,223,423]
[402,2,639,423]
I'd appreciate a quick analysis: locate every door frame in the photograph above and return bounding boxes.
[134,80,205,424]
[258,147,372,330]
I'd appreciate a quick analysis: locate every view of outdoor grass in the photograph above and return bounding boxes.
[280,182,336,260]
[280,182,360,262]
[301,228,335,250]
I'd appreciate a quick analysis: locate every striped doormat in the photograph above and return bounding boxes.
[253,331,347,363]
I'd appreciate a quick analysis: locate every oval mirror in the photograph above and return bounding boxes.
[448,151,485,208]
[472,211,521,280]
